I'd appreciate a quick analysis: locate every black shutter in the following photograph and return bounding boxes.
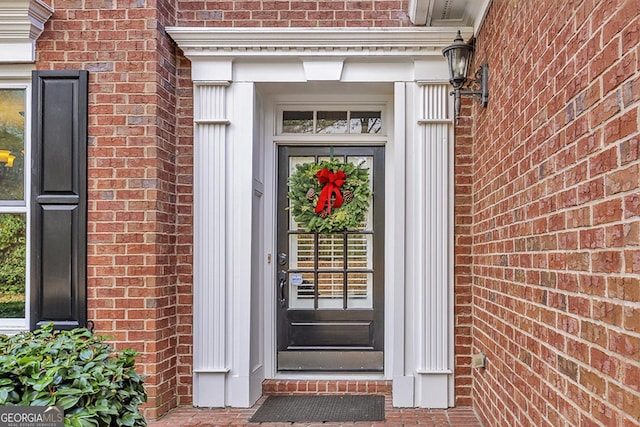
[30,70,88,330]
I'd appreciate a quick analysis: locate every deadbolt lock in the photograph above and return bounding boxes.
[278,252,288,266]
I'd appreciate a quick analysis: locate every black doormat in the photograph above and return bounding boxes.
[249,395,385,423]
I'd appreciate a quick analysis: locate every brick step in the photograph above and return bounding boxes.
[262,379,391,395]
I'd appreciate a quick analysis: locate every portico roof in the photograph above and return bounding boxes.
[408,0,492,33]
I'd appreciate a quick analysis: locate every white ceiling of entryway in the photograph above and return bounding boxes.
[408,0,492,33]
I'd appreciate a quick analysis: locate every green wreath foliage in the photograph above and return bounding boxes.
[288,159,372,233]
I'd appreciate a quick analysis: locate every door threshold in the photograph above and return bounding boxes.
[272,372,386,380]
[278,350,383,371]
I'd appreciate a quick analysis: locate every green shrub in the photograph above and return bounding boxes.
[0,324,147,427]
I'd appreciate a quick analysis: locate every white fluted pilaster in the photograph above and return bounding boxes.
[192,81,231,407]
[409,83,453,408]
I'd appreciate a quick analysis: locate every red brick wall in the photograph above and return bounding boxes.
[174,53,195,407]
[454,101,475,406]
[36,0,179,419]
[176,0,411,27]
[471,0,640,425]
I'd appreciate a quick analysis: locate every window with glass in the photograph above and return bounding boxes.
[0,88,27,320]
[281,110,382,134]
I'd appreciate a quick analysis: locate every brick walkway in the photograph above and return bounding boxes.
[147,395,484,427]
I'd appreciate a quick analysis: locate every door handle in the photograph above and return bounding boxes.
[279,277,286,307]
[279,270,287,307]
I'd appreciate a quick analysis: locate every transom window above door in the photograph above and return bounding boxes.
[280,110,382,135]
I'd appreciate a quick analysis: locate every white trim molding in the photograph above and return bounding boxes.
[167,27,467,59]
[0,0,53,63]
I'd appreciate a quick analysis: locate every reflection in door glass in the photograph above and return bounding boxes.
[350,111,381,134]
[280,110,382,135]
[348,156,373,231]
[347,156,372,188]
[318,155,344,163]
[316,111,348,134]
[289,234,314,270]
[282,111,314,133]
[0,213,26,318]
[318,234,344,269]
[289,271,314,309]
[317,272,343,309]
[347,272,373,308]
[347,234,371,269]
[288,156,315,231]
[0,89,26,319]
[0,89,25,201]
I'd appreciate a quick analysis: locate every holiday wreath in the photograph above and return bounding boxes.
[288,159,372,233]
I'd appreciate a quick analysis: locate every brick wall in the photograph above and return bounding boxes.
[174,52,195,407]
[36,0,179,419]
[454,101,475,406]
[471,0,640,425]
[175,0,411,27]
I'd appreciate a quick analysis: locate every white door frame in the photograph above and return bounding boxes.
[261,91,395,380]
[167,26,459,409]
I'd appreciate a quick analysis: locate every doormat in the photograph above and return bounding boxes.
[249,395,385,423]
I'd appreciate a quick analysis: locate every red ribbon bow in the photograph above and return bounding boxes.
[315,168,347,214]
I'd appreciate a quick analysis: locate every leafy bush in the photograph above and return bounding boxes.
[0,324,147,427]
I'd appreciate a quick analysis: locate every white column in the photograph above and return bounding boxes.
[390,82,414,407]
[192,81,231,407]
[408,83,453,408]
[226,82,264,407]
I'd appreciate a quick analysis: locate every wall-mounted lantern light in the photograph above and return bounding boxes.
[442,30,488,123]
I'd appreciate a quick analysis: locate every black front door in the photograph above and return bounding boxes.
[277,146,384,371]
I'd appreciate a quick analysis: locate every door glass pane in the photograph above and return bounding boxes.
[284,151,376,312]
[283,111,314,133]
[289,234,314,269]
[289,271,314,309]
[348,156,373,231]
[347,156,372,187]
[0,89,25,201]
[347,272,373,309]
[318,234,343,269]
[289,156,315,231]
[316,111,347,134]
[350,111,381,134]
[318,155,344,163]
[347,234,371,269]
[317,272,343,309]
[0,213,26,318]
